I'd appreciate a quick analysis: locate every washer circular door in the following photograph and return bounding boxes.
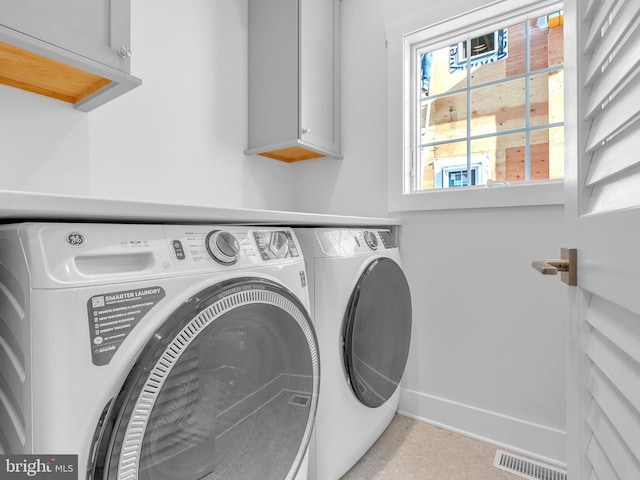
[343,257,412,408]
[90,278,319,480]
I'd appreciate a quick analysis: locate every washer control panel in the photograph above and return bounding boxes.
[6,223,305,287]
[167,226,301,271]
[377,230,398,249]
[171,240,186,259]
[205,230,241,265]
[316,229,397,256]
[363,230,379,250]
[253,230,300,261]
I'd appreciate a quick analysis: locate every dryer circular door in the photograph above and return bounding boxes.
[344,257,412,408]
[89,278,319,480]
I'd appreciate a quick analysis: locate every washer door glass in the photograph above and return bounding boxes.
[344,258,412,408]
[91,279,318,480]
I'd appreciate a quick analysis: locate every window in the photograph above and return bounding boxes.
[386,0,566,211]
[416,9,564,192]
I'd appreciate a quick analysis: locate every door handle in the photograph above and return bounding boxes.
[531,248,577,286]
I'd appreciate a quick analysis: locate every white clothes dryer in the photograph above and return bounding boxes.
[295,228,412,480]
[0,223,319,480]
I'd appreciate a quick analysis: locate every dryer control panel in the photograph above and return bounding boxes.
[316,229,397,256]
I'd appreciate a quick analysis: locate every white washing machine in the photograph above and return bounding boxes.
[295,228,412,480]
[0,222,319,480]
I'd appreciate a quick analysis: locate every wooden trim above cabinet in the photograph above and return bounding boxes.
[0,41,113,104]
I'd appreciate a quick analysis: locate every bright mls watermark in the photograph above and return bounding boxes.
[0,455,77,479]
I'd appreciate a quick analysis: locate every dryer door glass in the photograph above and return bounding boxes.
[344,258,412,408]
[91,279,318,480]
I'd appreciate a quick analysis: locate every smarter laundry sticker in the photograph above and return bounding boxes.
[87,286,165,366]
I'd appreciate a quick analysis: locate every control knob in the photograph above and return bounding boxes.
[206,230,240,265]
[363,230,378,250]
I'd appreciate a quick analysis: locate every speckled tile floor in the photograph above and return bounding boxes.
[340,415,523,480]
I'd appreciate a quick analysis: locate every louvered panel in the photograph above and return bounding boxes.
[586,162,640,214]
[584,0,618,54]
[585,295,640,365]
[586,365,640,464]
[585,314,640,415]
[583,294,640,479]
[586,401,640,479]
[582,0,640,216]
[586,124,640,186]
[584,78,640,153]
[574,0,640,477]
[583,0,599,22]
[584,20,640,119]
[585,0,639,84]
[587,435,621,480]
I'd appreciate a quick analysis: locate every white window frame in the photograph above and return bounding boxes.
[386,0,564,211]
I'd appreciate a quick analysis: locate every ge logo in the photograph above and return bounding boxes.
[65,232,86,247]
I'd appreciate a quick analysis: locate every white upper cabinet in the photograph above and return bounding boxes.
[0,0,141,111]
[247,0,341,163]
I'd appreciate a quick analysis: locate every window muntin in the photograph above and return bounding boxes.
[412,9,564,192]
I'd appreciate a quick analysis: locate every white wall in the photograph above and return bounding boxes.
[399,206,567,463]
[292,0,568,463]
[0,0,292,211]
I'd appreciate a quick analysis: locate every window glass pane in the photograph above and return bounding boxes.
[530,11,564,72]
[532,126,565,180]
[420,140,467,190]
[471,78,526,136]
[530,69,564,127]
[418,45,466,98]
[471,132,525,183]
[420,92,467,145]
[471,23,525,86]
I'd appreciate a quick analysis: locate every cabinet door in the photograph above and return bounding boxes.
[299,0,340,155]
[0,0,131,72]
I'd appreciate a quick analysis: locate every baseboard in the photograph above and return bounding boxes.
[398,388,567,467]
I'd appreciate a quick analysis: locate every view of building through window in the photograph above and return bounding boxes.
[415,10,564,190]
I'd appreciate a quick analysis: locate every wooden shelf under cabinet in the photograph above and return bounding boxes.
[0,0,141,111]
[0,41,113,104]
[258,145,326,163]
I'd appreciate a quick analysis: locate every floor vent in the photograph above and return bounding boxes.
[288,394,310,407]
[493,450,567,480]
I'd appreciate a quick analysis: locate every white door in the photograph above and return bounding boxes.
[563,1,640,479]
